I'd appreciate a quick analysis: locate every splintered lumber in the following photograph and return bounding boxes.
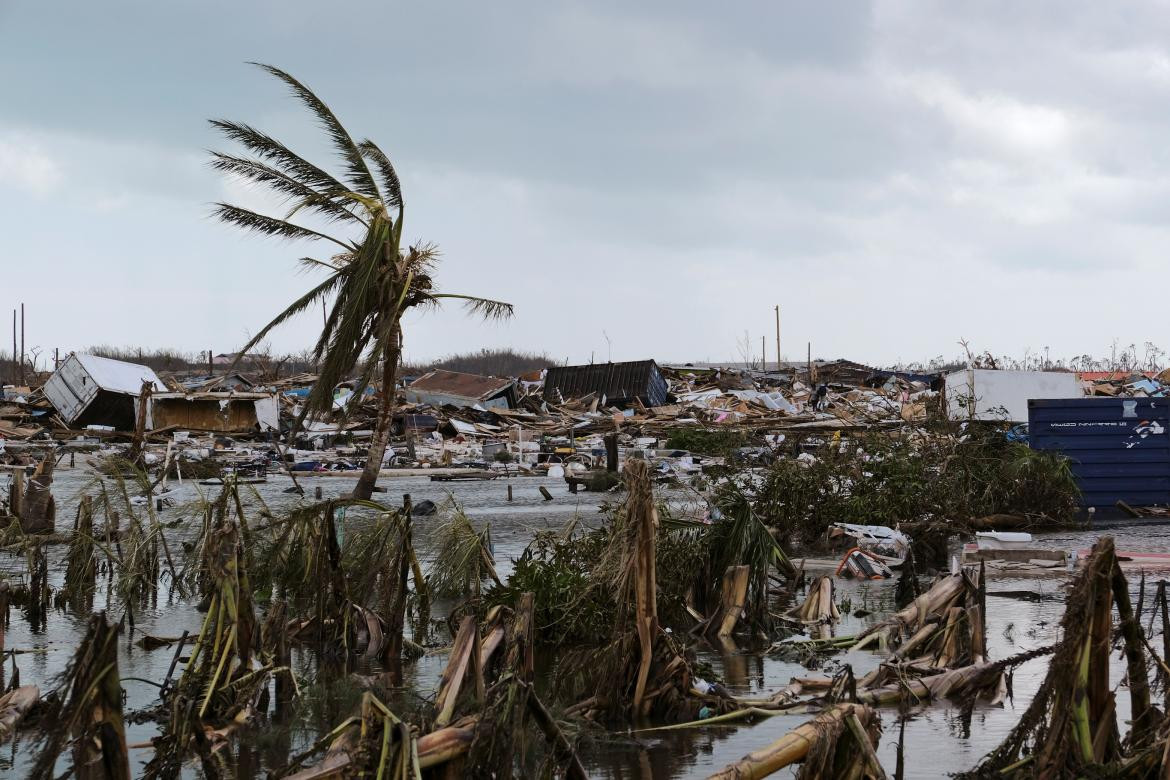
[0,685,38,741]
[435,616,481,727]
[855,572,968,651]
[21,455,55,534]
[787,576,839,623]
[626,460,659,715]
[707,702,877,779]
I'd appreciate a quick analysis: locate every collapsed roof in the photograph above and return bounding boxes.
[404,369,517,409]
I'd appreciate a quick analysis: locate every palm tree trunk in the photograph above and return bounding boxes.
[354,324,401,500]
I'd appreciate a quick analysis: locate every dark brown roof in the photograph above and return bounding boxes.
[407,370,514,401]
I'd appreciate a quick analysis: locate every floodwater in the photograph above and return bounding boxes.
[1,466,1164,778]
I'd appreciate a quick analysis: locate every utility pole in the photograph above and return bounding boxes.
[10,309,16,386]
[20,303,25,386]
[807,342,813,385]
[774,305,781,377]
[761,335,766,373]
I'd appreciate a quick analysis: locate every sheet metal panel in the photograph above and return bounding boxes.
[43,353,165,425]
[42,355,97,423]
[543,360,668,407]
[1028,397,1170,507]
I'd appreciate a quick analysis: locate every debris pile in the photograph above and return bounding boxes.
[0,355,956,500]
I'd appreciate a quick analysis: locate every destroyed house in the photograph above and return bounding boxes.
[543,360,668,407]
[148,392,280,434]
[404,370,517,410]
[43,353,167,430]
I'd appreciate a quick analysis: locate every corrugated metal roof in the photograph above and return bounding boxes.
[406,370,514,401]
[543,360,668,407]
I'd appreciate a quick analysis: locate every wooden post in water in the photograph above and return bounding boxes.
[128,380,153,465]
[604,432,619,472]
[507,484,513,501]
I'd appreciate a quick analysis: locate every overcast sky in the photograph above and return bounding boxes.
[2,2,1167,369]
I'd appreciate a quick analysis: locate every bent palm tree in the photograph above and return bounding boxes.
[211,64,513,499]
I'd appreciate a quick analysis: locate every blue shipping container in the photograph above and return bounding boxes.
[1028,397,1170,507]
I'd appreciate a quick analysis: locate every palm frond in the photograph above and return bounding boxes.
[431,293,515,321]
[427,498,498,597]
[212,203,354,251]
[250,63,383,201]
[297,256,344,273]
[208,119,350,196]
[358,140,403,208]
[209,152,366,226]
[234,271,345,369]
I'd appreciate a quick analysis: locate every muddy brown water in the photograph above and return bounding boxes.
[1,467,1164,778]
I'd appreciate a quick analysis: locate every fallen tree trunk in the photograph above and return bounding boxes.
[707,702,878,779]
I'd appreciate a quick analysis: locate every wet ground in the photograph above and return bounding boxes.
[2,466,1165,777]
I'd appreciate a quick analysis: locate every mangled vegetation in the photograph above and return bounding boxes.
[0,421,1155,778]
[746,426,1080,546]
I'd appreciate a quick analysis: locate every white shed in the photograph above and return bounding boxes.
[944,369,1083,423]
[43,353,166,429]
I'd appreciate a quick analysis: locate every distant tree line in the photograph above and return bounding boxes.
[401,348,553,377]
